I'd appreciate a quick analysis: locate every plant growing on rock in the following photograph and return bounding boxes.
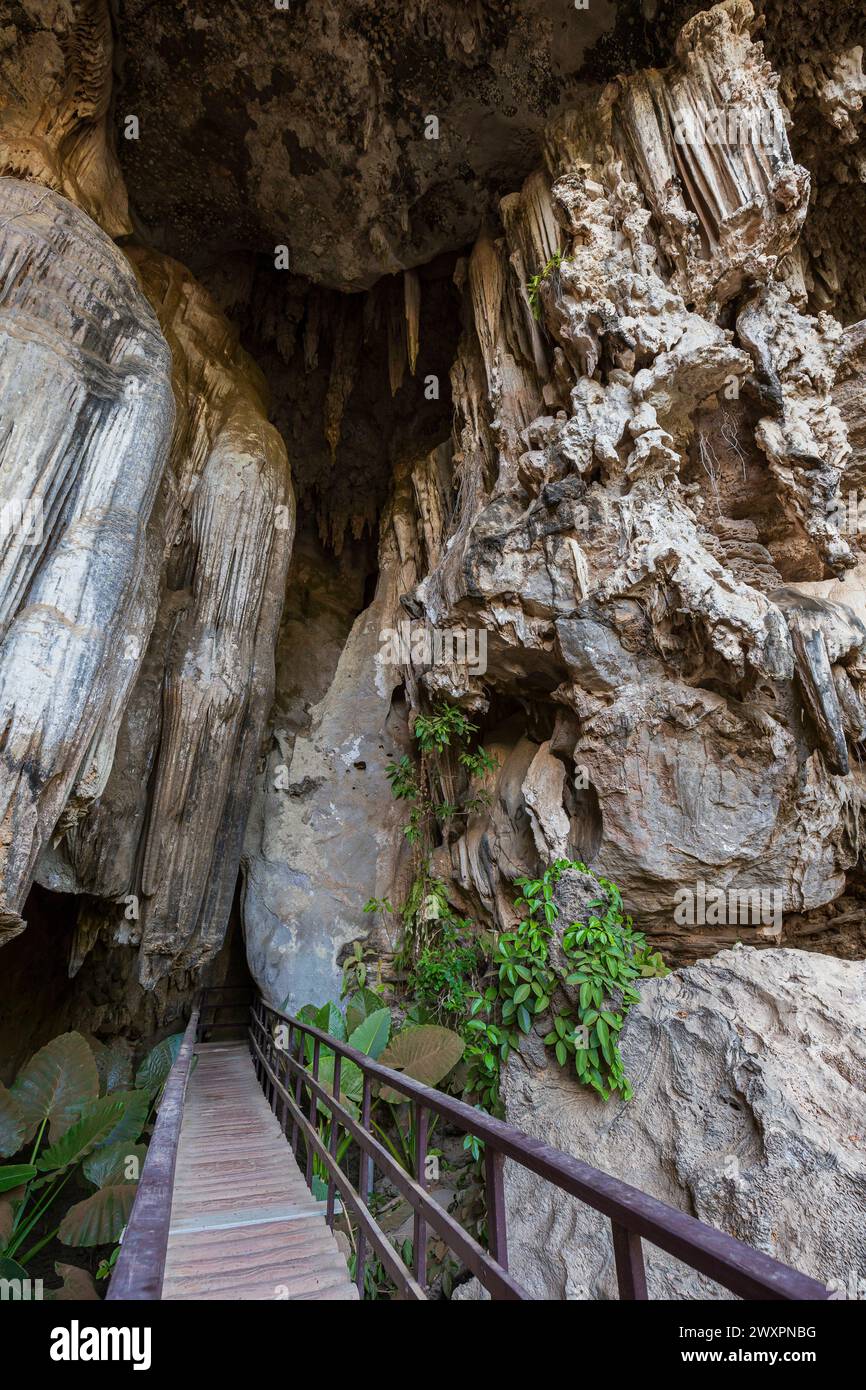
[386,701,497,964]
[466,860,668,1105]
[526,250,564,320]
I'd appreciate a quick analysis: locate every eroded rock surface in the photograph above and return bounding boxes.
[382,1,866,958]
[0,178,174,943]
[463,947,866,1298]
[38,250,294,986]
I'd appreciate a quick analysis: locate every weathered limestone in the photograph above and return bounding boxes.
[458,947,866,1298]
[390,1,866,958]
[0,178,174,942]
[242,473,418,1011]
[38,251,294,985]
[0,0,130,236]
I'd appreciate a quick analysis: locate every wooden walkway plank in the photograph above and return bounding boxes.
[161,1042,357,1301]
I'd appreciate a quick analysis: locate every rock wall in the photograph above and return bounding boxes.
[0,3,293,994]
[473,947,866,1298]
[379,0,866,960]
[0,179,174,943]
[1,0,865,1025]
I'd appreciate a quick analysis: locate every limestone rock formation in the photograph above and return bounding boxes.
[37,249,294,986]
[0,178,174,943]
[2,0,866,1031]
[378,0,866,959]
[0,0,130,236]
[464,947,866,1298]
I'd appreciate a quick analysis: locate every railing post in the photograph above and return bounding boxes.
[485,1144,508,1272]
[279,1024,293,1134]
[291,1026,303,1155]
[355,1075,372,1298]
[412,1103,429,1290]
[306,1036,320,1187]
[326,1055,341,1229]
[611,1220,648,1299]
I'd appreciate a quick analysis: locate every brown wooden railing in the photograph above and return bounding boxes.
[106,987,829,1301]
[106,1003,200,1301]
[249,993,830,1303]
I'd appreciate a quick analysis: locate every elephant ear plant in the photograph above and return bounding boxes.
[0,1029,182,1295]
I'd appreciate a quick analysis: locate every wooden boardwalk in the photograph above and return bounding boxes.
[161,1042,357,1300]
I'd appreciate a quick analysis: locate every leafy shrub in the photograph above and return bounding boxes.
[0,1029,182,1291]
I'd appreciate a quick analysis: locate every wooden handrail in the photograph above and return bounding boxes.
[106,1003,200,1301]
[252,994,830,1302]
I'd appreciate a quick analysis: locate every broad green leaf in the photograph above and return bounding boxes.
[347,1008,390,1060]
[97,1090,150,1149]
[345,988,382,1035]
[0,1084,25,1157]
[59,1184,137,1247]
[378,1025,465,1103]
[96,1040,133,1095]
[83,1141,147,1189]
[315,1001,346,1042]
[596,1016,610,1051]
[314,1056,362,1118]
[134,1034,183,1094]
[0,1163,36,1192]
[36,1098,124,1172]
[11,1032,99,1143]
[0,1256,28,1284]
[46,1263,99,1301]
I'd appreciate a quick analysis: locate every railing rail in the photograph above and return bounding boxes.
[250,994,830,1303]
[106,1002,200,1301]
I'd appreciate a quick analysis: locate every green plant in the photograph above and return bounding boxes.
[526,250,564,320]
[387,704,497,967]
[407,917,483,1021]
[468,860,668,1105]
[0,1030,181,1284]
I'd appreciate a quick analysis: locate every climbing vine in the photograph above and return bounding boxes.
[526,250,564,320]
[467,860,668,1104]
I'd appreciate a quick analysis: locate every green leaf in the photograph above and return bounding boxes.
[378,1025,465,1102]
[513,983,531,1005]
[36,1097,124,1171]
[0,1164,36,1193]
[555,1041,567,1067]
[315,1055,363,1115]
[59,1184,137,1247]
[97,1090,151,1150]
[315,1001,346,1042]
[347,1008,391,1060]
[596,1016,610,1051]
[0,1255,28,1284]
[134,1034,184,1094]
[11,1032,99,1143]
[0,1084,26,1158]
[82,1141,147,1189]
[517,1005,532,1034]
[95,1040,133,1095]
[345,988,382,1035]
